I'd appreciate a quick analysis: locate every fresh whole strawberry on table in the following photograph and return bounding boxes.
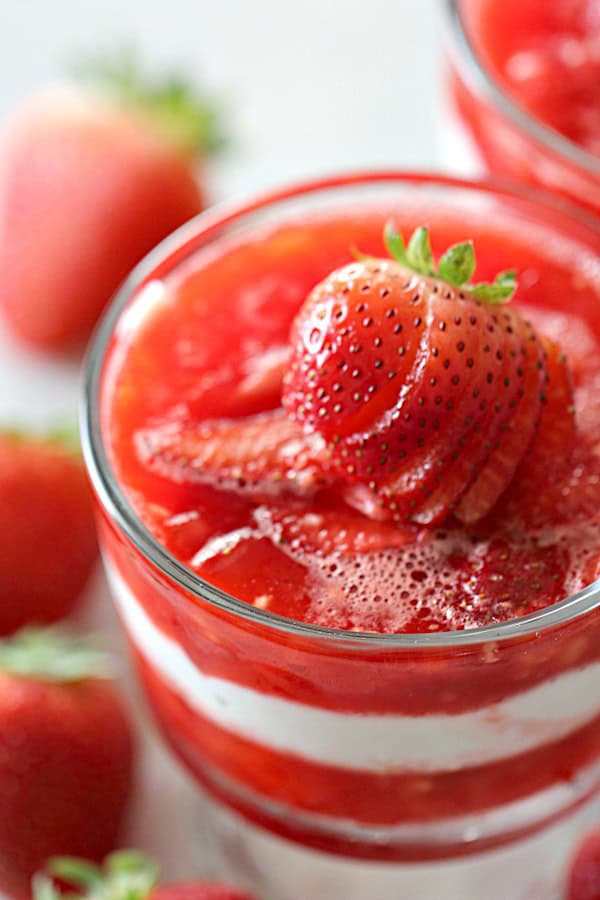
[0,429,97,634]
[0,57,224,352]
[0,628,134,900]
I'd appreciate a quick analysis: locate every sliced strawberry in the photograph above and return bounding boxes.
[511,336,576,489]
[283,257,431,438]
[454,316,546,524]
[135,409,331,496]
[518,304,599,386]
[282,222,561,526]
[337,287,509,515]
[255,496,418,556]
[410,304,528,523]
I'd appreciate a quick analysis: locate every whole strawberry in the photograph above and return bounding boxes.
[0,429,97,634]
[0,628,134,899]
[0,57,224,351]
[282,221,573,525]
[567,828,600,900]
[34,850,256,900]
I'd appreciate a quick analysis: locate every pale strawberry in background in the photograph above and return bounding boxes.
[0,58,224,352]
[0,628,134,899]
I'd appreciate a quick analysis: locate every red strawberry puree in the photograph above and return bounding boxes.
[92,176,600,899]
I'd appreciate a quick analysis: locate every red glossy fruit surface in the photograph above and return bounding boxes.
[0,87,202,351]
[136,408,331,498]
[0,653,134,898]
[0,432,98,634]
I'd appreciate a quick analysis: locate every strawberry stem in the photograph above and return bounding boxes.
[33,852,159,900]
[0,627,111,683]
[74,50,226,157]
[383,220,516,303]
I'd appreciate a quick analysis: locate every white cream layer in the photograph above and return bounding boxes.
[193,786,600,900]
[107,561,600,773]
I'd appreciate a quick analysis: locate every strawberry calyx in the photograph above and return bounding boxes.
[33,851,159,900]
[1,421,82,457]
[74,51,226,156]
[0,627,110,683]
[382,220,517,303]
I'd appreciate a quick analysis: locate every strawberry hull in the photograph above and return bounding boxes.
[84,174,600,898]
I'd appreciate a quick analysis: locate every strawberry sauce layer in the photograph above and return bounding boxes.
[105,209,600,635]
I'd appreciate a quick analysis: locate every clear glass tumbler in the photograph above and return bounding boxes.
[82,172,600,900]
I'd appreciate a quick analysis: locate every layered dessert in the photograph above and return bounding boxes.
[90,176,600,898]
[446,0,600,214]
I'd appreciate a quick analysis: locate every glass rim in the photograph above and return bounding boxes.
[81,169,600,648]
[445,0,600,177]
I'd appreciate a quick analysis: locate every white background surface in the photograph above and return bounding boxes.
[0,0,446,879]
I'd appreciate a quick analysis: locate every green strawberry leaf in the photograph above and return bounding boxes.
[0,421,81,458]
[406,226,436,277]
[381,221,517,304]
[438,241,476,287]
[470,270,517,303]
[46,422,82,456]
[383,220,408,266]
[46,859,104,888]
[350,244,373,263]
[74,50,227,157]
[105,850,159,879]
[0,627,111,683]
[35,852,160,900]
